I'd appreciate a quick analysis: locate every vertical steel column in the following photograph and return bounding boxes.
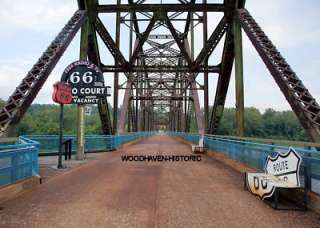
[146,109,149,131]
[179,67,185,131]
[203,0,209,132]
[174,102,176,131]
[135,60,139,131]
[191,14,205,134]
[151,103,154,130]
[149,108,151,131]
[190,13,195,60]
[169,105,172,130]
[184,80,188,131]
[128,98,131,132]
[135,92,139,131]
[185,38,205,134]
[117,13,133,133]
[233,13,244,137]
[177,103,181,131]
[113,0,121,134]
[141,77,146,131]
[77,14,89,160]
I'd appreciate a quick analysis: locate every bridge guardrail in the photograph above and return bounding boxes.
[0,136,39,187]
[168,132,320,195]
[24,135,113,155]
[24,132,156,155]
[0,132,156,187]
[205,134,320,150]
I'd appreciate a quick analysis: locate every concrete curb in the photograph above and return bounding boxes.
[0,176,41,204]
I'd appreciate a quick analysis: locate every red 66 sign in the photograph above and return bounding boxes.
[52,82,72,104]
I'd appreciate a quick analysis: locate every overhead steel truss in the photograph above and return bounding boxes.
[0,0,319,142]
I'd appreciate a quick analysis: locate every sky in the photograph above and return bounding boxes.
[0,0,319,112]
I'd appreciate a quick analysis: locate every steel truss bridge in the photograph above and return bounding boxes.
[0,0,320,142]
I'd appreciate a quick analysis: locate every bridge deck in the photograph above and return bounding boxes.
[0,135,318,227]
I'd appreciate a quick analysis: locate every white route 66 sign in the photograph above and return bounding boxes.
[246,147,302,200]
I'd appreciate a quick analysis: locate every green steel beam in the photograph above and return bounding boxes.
[233,5,244,137]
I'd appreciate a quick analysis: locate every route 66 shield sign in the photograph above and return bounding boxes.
[246,147,302,200]
[52,82,72,104]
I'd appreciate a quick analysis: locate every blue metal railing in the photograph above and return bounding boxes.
[0,136,39,187]
[0,132,156,187]
[111,132,156,149]
[25,132,157,155]
[24,135,113,155]
[168,132,320,195]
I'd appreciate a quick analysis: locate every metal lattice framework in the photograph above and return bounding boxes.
[0,0,319,143]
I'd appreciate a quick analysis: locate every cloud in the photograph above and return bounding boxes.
[0,0,319,112]
[246,0,320,48]
[0,64,25,101]
[222,0,320,111]
[0,61,59,103]
[0,0,76,33]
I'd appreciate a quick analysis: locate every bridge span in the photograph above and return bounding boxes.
[0,135,318,227]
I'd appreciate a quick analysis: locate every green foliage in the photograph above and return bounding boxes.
[260,108,306,141]
[15,103,104,135]
[0,98,308,141]
[215,107,307,141]
[0,99,5,109]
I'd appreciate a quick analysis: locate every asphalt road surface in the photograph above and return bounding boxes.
[0,135,319,228]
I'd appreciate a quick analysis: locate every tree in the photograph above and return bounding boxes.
[0,97,309,141]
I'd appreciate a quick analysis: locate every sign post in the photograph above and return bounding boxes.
[77,105,85,160]
[52,82,72,168]
[58,104,64,168]
[60,60,110,160]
